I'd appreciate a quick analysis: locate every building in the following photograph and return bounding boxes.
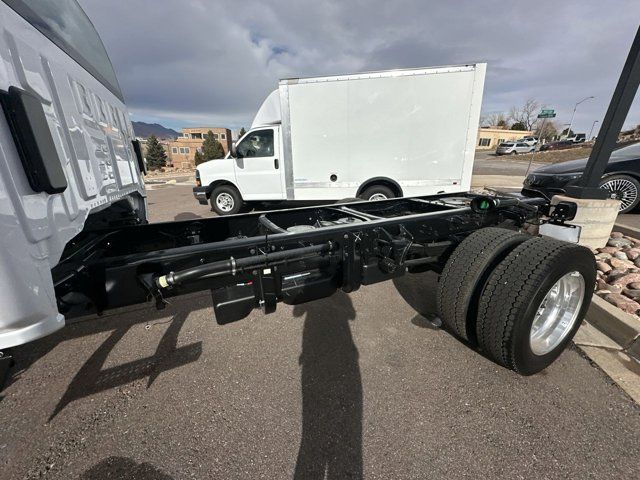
[476,127,534,150]
[166,127,232,168]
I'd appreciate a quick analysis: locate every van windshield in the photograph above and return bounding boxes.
[4,0,123,101]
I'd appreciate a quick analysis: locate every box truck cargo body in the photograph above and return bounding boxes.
[194,64,486,214]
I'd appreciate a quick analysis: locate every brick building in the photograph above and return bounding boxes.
[166,127,232,168]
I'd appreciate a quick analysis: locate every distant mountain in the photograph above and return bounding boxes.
[132,121,179,140]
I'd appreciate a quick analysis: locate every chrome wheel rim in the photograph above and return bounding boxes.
[530,271,585,356]
[216,192,235,212]
[600,178,638,211]
[368,193,388,201]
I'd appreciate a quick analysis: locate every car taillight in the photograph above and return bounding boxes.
[195,169,201,187]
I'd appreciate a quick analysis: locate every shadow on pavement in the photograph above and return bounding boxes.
[293,291,363,480]
[80,456,173,479]
[392,271,441,329]
[49,309,202,420]
[174,211,203,221]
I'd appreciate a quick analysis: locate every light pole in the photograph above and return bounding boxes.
[588,120,599,140]
[566,96,595,138]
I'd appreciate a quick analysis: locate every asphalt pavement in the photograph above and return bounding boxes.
[1,182,640,479]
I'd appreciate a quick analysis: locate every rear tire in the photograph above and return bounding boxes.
[210,185,242,215]
[437,228,529,343]
[476,236,596,375]
[360,185,395,201]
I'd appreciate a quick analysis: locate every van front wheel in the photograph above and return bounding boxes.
[210,185,242,215]
[360,185,395,201]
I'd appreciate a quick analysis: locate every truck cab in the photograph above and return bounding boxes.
[195,125,286,214]
[0,0,146,352]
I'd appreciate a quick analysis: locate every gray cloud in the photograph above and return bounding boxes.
[79,0,640,134]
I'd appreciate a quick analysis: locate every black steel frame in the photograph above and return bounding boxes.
[53,193,546,325]
[567,25,640,198]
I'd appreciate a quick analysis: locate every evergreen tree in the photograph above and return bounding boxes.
[510,122,527,131]
[202,130,225,160]
[239,127,246,138]
[145,135,167,170]
[194,149,205,166]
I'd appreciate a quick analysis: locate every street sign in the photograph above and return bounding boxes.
[537,112,556,118]
[541,108,555,114]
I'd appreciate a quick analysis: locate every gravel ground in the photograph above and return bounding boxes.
[1,184,640,479]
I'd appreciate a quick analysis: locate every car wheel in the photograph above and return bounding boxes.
[599,175,640,213]
[359,185,395,201]
[210,185,242,215]
[476,236,595,375]
[511,151,517,155]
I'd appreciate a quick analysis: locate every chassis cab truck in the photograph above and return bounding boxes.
[0,1,146,362]
[1,0,599,386]
[194,64,486,215]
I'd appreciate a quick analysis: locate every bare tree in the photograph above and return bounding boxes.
[508,98,540,131]
[480,112,509,128]
[535,120,559,141]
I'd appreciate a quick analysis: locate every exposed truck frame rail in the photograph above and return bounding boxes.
[53,193,543,324]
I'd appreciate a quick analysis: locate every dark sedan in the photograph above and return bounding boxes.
[523,142,640,213]
[539,140,576,151]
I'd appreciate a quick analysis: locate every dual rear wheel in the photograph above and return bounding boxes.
[437,228,596,375]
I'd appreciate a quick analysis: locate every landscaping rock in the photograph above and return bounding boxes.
[614,251,629,260]
[608,269,630,282]
[609,257,635,270]
[596,261,612,273]
[598,246,619,255]
[611,272,640,287]
[608,238,633,248]
[595,252,613,260]
[610,232,624,238]
[623,288,640,300]
[604,293,640,315]
[629,282,640,290]
[626,249,640,260]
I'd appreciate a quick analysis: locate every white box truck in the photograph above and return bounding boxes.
[194,64,486,215]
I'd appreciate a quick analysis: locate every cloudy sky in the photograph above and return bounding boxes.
[79,0,640,136]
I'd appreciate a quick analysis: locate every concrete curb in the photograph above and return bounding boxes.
[586,294,640,360]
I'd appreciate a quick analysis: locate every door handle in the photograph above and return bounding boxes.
[274,158,279,169]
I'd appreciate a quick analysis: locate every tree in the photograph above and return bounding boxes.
[194,149,205,166]
[508,98,540,131]
[202,130,225,160]
[480,112,509,128]
[239,127,246,138]
[145,134,167,170]
[561,127,575,138]
[510,121,527,131]
[535,120,559,141]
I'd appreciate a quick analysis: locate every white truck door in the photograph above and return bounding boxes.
[233,127,284,200]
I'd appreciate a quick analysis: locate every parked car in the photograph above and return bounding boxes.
[566,133,587,143]
[495,142,536,155]
[522,142,640,213]
[539,140,576,151]
[517,136,539,146]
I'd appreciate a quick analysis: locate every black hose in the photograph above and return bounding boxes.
[156,242,333,289]
[258,214,287,234]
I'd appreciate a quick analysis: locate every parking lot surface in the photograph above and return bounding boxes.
[1,184,639,479]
